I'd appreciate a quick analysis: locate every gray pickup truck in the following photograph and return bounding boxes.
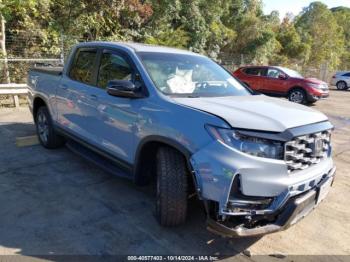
[27,42,336,237]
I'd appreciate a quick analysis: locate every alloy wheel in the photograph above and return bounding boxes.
[37,111,49,144]
[337,81,346,90]
[290,90,304,103]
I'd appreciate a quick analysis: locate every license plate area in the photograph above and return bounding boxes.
[316,176,333,205]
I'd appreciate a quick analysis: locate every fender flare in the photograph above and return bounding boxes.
[287,86,306,94]
[32,94,49,119]
[133,135,193,183]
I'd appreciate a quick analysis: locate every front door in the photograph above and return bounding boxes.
[78,49,141,164]
[260,68,289,95]
[56,47,99,141]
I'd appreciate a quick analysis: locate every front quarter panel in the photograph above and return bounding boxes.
[134,96,229,158]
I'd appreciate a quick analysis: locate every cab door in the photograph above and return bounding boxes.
[78,49,142,164]
[260,67,289,95]
[56,47,99,141]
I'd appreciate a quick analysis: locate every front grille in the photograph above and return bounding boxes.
[285,130,331,172]
[320,83,329,91]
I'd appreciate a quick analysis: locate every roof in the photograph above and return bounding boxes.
[335,71,350,75]
[76,41,200,56]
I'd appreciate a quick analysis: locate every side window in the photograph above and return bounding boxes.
[244,67,259,76]
[267,68,281,78]
[97,52,133,89]
[342,73,350,77]
[69,49,97,84]
[244,67,266,76]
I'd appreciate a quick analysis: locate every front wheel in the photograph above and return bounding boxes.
[156,147,188,226]
[288,88,306,104]
[336,81,347,90]
[35,106,65,149]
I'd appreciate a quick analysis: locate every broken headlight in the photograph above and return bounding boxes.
[206,125,284,160]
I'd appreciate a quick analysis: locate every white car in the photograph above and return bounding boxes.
[331,71,350,90]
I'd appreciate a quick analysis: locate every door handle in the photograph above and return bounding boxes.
[89,94,98,100]
[59,84,68,90]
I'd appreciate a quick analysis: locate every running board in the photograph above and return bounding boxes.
[66,140,132,179]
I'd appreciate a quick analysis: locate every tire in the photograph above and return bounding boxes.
[306,100,316,105]
[336,81,347,90]
[288,88,307,104]
[35,106,65,149]
[156,147,188,226]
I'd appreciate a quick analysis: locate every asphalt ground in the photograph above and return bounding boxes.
[0,88,349,261]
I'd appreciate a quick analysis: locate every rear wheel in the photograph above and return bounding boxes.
[35,106,65,149]
[336,81,347,90]
[156,147,188,226]
[288,88,306,104]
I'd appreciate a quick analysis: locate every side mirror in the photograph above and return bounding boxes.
[107,80,144,98]
[278,74,287,80]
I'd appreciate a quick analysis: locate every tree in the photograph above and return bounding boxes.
[331,6,350,69]
[226,0,281,64]
[295,2,345,70]
[274,15,310,65]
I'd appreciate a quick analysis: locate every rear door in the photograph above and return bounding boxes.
[260,67,289,95]
[56,47,99,140]
[241,67,266,91]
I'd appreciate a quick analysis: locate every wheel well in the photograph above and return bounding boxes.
[134,141,195,191]
[288,86,305,95]
[337,80,346,85]
[33,97,47,121]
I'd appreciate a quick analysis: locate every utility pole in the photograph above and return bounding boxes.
[0,15,10,84]
[60,31,64,64]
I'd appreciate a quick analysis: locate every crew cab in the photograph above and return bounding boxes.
[27,42,335,237]
[233,66,329,104]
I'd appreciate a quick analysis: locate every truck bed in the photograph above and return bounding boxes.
[30,66,63,76]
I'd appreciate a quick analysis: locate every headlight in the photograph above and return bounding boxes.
[206,125,284,160]
[307,83,324,90]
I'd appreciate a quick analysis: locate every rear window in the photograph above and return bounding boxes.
[243,67,266,76]
[69,49,97,84]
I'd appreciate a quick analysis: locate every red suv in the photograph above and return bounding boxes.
[233,66,329,104]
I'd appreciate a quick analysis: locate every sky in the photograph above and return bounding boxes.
[263,0,350,19]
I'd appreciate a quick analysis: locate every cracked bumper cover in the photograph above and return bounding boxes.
[190,140,336,237]
[207,170,335,237]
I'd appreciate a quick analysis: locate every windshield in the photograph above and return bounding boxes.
[280,67,303,78]
[137,52,251,97]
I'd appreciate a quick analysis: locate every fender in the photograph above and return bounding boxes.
[287,85,306,94]
[32,94,50,119]
[133,135,193,184]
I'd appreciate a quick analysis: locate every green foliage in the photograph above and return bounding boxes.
[1,0,350,72]
[145,26,190,49]
[274,17,310,65]
[295,2,345,70]
[331,6,350,69]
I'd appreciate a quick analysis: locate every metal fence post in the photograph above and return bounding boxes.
[1,15,10,84]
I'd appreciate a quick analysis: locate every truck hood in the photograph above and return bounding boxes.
[172,95,328,132]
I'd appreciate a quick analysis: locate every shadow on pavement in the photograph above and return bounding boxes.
[0,122,260,258]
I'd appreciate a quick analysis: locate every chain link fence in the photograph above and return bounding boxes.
[0,32,338,107]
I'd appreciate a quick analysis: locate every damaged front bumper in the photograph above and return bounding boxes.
[190,137,336,237]
[206,167,335,237]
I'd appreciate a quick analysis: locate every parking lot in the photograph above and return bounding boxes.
[0,88,349,259]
